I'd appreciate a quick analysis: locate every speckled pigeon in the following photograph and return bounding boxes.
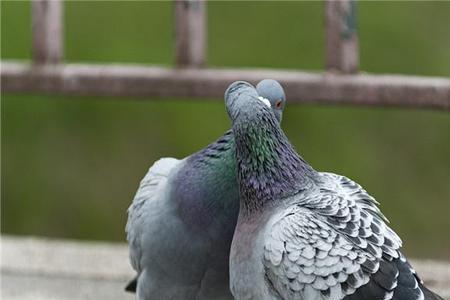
[225,81,443,300]
[125,80,287,299]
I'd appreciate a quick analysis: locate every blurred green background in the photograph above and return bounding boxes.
[1,1,450,259]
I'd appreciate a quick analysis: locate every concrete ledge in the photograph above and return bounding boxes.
[1,235,134,300]
[1,235,449,299]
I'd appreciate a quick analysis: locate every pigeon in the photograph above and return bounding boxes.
[125,79,287,299]
[225,81,443,300]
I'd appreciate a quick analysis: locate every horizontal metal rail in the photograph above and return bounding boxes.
[2,61,450,110]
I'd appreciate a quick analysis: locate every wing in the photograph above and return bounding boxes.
[303,172,402,263]
[125,157,180,273]
[317,174,441,299]
[264,206,373,300]
[262,172,421,300]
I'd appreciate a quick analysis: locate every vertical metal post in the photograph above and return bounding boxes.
[325,0,359,73]
[32,0,63,64]
[174,0,206,67]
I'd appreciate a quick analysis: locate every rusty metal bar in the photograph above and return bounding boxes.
[31,0,64,64]
[174,0,206,67]
[325,0,359,73]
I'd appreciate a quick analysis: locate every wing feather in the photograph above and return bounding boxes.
[125,157,180,272]
[263,172,405,300]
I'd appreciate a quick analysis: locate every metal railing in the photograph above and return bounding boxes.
[1,0,450,110]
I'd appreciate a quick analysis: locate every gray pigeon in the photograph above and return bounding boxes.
[225,81,443,300]
[125,79,286,299]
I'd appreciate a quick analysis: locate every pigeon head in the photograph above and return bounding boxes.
[256,79,286,122]
[225,80,314,211]
[224,81,274,124]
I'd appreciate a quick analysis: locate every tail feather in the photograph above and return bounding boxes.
[125,277,137,293]
[420,283,444,300]
[343,255,444,300]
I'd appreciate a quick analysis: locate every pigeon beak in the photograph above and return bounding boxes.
[258,96,271,108]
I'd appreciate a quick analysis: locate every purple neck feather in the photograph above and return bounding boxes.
[233,107,316,213]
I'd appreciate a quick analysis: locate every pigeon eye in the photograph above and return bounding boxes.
[275,100,283,109]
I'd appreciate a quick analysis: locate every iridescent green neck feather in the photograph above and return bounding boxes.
[231,96,316,213]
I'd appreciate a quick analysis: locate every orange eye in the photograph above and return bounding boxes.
[275,100,283,109]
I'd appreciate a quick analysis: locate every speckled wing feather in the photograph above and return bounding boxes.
[263,173,436,300]
[125,157,180,273]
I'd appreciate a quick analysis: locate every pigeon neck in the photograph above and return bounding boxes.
[233,109,315,213]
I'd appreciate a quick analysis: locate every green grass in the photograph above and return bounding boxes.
[2,1,450,259]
